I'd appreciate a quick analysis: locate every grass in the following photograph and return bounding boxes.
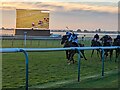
[55,71,118,88]
[2,39,119,89]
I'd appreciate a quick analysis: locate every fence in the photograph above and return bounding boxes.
[2,36,91,48]
[0,46,120,90]
[2,39,61,48]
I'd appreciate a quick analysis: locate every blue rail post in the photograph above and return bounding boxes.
[101,49,105,76]
[77,49,81,82]
[20,49,29,90]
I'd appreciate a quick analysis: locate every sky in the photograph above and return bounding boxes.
[0,1,119,31]
[0,0,119,2]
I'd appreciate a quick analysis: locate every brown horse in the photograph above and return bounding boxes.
[100,35,113,60]
[61,35,87,64]
[113,38,120,62]
[91,38,102,58]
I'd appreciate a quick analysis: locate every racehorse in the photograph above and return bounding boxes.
[100,35,113,60]
[91,38,102,58]
[61,35,87,64]
[113,38,120,62]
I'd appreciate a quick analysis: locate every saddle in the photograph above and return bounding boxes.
[72,42,79,47]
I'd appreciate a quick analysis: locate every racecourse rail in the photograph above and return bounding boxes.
[0,46,120,90]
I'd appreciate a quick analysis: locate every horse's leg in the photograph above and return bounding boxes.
[67,50,73,64]
[98,50,102,59]
[100,50,103,61]
[110,50,113,61]
[97,49,100,58]
[118,50,120,61]
[115,49,119,62]
[91,50,94,57]
[104,50,108,60]
[69,51,75,64]
[71,56,75,64]
[115,49,117,62]
[66,50,69,59]
[80,50,87,60]
[65,50,70,63]
[71,52,76,64]
[105,53,107,60]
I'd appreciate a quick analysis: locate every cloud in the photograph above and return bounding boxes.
[40,2,118,14]
[0,0,119,2]
[1,2,118,14]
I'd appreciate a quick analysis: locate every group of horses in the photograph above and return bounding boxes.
[61,34,120,64]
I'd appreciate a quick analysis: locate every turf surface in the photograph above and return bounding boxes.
[2,39,119,89]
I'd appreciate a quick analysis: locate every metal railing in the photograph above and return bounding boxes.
[0,46,120,90]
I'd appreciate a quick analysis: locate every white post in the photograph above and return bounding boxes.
[24,32,27,47]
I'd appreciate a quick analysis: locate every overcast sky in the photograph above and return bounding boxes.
[0,1,118,31]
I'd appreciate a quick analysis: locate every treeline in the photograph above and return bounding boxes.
[51,29,119,34]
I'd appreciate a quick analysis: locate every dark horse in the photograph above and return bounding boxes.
[61,35,87,64]
[100,35,113,60]
[91,39,102,58]
[113,38,120,62]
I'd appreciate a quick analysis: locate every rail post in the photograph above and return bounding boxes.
[77,49,81,82]
[101,49,105,76]
[20,49,29,90]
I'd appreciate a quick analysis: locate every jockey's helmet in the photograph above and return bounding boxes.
[66,32,71,35]
[117,35,120,39]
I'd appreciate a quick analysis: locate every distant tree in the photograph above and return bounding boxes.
[63,30,66,32]
[77,29,81,32]
[2,27,5,29]
[95,29,98,32]
[84,30,88,32]
[98,28,101,32]
[69,30,73,32]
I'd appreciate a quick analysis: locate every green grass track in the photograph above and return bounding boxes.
[2,39,119,89]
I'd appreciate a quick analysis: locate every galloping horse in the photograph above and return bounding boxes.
[91,38,102,58]
[113,38,120,62]
[61,35,87,64]
[100,35,113,60]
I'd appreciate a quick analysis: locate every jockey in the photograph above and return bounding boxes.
[68,32,78,47]
[93,34,99,41]
[106,35,112,42]
[66,31,71,36]
[38,20,43,26]
[32,22,35,27]
[66,31,72,39]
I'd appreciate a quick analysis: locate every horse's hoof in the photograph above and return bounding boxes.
[74,60,77,62]
[81,56,83,58]
[68,62,71,65]
[67,60,70,63]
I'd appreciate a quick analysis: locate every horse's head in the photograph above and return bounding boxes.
[113,38,120,46]
[61,35,68,45]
